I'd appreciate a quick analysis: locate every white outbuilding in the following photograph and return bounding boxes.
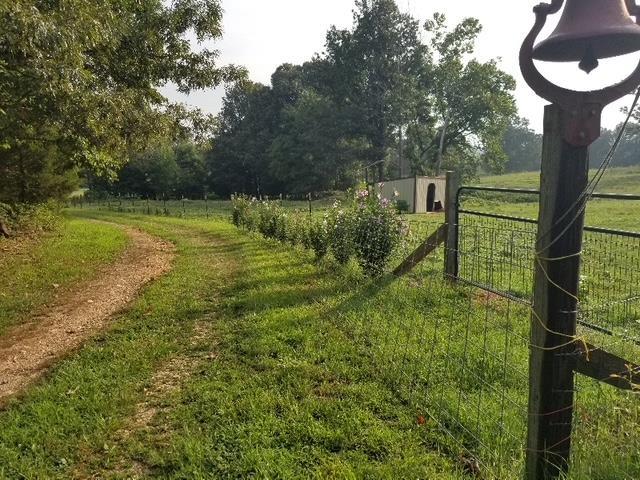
[375,176,447,214]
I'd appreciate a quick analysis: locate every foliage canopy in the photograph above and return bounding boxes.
[0,0,244,202]
[207,1,518,198]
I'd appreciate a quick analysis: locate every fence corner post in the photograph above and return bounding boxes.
[444,170,460,280]
[526,104,588,480]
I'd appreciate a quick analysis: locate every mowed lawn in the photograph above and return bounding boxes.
[0,212,466,479]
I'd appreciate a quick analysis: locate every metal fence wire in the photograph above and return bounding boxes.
[353,186,640,479]
[79,188,639,478]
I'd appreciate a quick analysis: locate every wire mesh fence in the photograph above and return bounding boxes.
[69,197,233,221]
[351,187,640,478]
[72,186,640,478]
[570,199,640,479]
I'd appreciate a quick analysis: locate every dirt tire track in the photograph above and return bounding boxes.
[76,232,235,479]
[0,222,175,403]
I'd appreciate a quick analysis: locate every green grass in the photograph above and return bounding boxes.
[0,217,128,336]
[465,166,640,233]
[0,212,467,479]
[409,163,638,234]
[479,165,640,194]
[1,175,638,479]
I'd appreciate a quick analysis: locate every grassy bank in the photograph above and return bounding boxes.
[0,217,128,336]
[479,165,640,193]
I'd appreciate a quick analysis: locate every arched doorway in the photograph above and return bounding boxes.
[426,183,436,212]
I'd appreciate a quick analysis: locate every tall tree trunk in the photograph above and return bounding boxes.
[373,125,386,183]
[436,112,450,176]
[398,125,404,178]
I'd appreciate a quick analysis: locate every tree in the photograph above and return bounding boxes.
[420,14,517,176]
[593,111,640,168]
[321,5,515,181]
[0,0,244,202]
[176,142,207,199]
[268,90,365,194]
[502,117,543,173]
[207,81,279,197]
[206,2,518,195]
[323,0,430,181]
[0,145,79,203]
[117,145,179,199]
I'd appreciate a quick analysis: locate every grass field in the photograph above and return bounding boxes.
[0,218,128,336]
[472,166,640,232]
[479,165,640,193]
[0,212,472,479]
[1,168,638,478]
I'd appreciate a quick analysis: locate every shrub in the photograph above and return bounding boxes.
[244,208,260,232]
[328,204,354,265]
[257,202,280,239]
[308,218,329,260]
[396,199,410,214]
[229,190,406,277]
[0,201,62,237]
[231,195,253,228]
[273,211,289,243]
[351,190,404,276]
[285,212,309,246]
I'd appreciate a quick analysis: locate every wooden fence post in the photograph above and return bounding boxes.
[526,104,589,479]
[444,171,460,280]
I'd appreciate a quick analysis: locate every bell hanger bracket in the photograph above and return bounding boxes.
[520,0,640,146]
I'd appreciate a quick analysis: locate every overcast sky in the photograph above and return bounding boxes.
[162,0,640,132]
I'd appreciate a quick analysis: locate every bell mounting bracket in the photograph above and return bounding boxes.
[520,0,640,146]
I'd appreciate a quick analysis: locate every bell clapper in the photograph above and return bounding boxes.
[579,44,599,74]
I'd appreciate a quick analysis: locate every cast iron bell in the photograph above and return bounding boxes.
[533,0,640,73]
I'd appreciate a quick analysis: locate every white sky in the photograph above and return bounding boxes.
[162,0,640,132]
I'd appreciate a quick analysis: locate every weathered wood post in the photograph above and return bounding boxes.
[519,1,640,477]
[444,170,460,280]
[526,105,588,478]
